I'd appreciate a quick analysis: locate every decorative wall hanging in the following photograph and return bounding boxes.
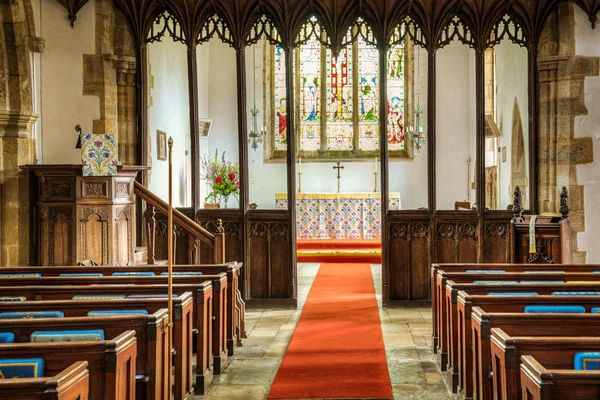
[81,134,118,176]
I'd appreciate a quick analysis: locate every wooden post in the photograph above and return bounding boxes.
[167,137,174,400]
[213,219,226,264]
[144,205,156,265]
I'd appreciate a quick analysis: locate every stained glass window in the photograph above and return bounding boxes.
[265,19,412,160]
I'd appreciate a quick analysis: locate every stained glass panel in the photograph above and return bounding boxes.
[357,38,379,151]
[326,47,353,151]
[387,44,405,151]
[298,38,321,151]
[274,46,287,151]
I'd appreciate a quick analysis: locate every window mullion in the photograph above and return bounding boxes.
[352,41,360,158]
[320,45,327,154]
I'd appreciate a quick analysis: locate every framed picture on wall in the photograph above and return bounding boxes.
[199,119,212,138]
[157,130,167,161]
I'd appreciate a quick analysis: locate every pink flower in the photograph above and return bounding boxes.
[235,181,240,189]
[93,140,103,148]
[215,177,223,184]
[228,173,236,181]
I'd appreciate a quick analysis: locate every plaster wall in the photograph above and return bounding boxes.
[35,0,99,164]
[574,6,600,263]
[147,38,191,207]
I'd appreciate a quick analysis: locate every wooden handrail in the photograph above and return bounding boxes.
[134,181,215,246]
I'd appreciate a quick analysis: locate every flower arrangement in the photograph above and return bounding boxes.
[201,149,240,206]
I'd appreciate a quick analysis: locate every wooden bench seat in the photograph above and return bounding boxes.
[491,328,600,400]
[465,299,600,400]
[430,263,600,354]
[0,275,228,375]
[0,310,171,400]
[0,361,89,400]
[520,355,600,400]
[0,278,227,376]
[0,330,137,400]
[2,262,246,354]
[0,293,201,396]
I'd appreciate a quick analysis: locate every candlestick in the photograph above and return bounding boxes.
[297,172,302,193]
[298,157,302,174]
[375,157,378,174]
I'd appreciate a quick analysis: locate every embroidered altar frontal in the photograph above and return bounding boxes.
[276,193,401,239]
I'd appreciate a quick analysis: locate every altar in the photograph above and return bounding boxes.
[275,193,401,239]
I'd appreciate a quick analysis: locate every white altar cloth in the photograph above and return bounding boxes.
[275,192,401,239]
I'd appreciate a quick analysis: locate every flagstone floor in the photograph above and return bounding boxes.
[198,263,452,400]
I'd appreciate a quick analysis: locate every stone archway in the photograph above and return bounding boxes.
[0,0,44,266]
[510,97,528,209]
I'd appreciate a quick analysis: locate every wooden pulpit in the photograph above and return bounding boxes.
[22,164,149,266]
[509,187,573,264]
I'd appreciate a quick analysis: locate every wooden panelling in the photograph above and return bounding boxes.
[483,221,511,263]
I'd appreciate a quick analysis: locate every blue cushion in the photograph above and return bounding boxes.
[487,292,538,296]
[552,292,600,296]
[60,273,103,277]
[0,311,64,319]
[591,308,600,314]
[524,306,586,314]
[473,281,519,285]
[160,272,203,276]
[112,272,155,276]
[87,310,148,316]
[0,273,40,278]
[466,270,506,274]
[127,294,179,299]
[0,297,25,302]
[524,271,565,274]
[0,333,15,343]
[31,330,104,342]
[0,358,44,379]
[575,352,600,370]
[73,295,126,300]
[520,281,565,284]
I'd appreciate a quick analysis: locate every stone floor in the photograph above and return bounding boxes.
[199,263,452,400]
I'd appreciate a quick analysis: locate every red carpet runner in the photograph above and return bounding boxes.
[268,263,393,399]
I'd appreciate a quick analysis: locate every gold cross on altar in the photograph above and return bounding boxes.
[333,161,344,194]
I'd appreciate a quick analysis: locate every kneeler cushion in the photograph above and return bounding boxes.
[0,297,25,302]
[0,333,15,343]
[466,270,506,274]
[0,311,64,319]
[520,281,565,284]
[88,310,148,316]
[591,308,600,314]
[31,330,105,342]
[524,305,586,313]
[473,281,519,285]
[575,353,600,370]
[0,359,44,379]
[524,271,565,274]
[552,292,600,296]
[127,294,179,299]
[0,274,40,278]
[487,292,538,296]
[73,295,126,300]
[60,273,103,277]
[161,272,203,276]
[113,272,155,276]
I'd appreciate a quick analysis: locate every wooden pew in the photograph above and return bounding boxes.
[466,298,600,400]
[441,278,600,388]
[0,274,228,373]
[521,355,600,400]
[0,278,228,376]
[0,361,89,400]
[0,310,170,400]
[0,293,201,397]
[3,262,246,354]
[491,329,600,400]
[430,263,599,354]
[0,330,137,400]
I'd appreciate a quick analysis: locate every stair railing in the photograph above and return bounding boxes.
[134,181,225,265]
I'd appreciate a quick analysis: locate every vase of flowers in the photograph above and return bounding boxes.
[201,149,240,209]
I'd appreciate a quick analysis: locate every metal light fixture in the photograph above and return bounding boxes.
[75,125,83,149]
[407,46,426,153]
[248,46,266,151]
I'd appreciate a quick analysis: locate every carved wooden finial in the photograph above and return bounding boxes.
[216,219,224,234]
[168,137,173,150]
[559,186,570,219]
[512,186,523,221]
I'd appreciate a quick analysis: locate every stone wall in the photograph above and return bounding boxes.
[537,2,598,263]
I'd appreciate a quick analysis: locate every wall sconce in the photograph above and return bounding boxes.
[75,125,83,149]
[407,104,426,153]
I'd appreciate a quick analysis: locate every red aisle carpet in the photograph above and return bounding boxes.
[268,263,393,399]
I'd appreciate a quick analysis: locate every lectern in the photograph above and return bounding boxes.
[22,164,149,266]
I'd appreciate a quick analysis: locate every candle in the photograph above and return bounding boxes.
[375,157,378,174]
[299,157,302,173]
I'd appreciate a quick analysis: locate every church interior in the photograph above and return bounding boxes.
[0,0,600,399]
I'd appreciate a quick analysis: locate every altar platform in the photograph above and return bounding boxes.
[276,192,401,240]
[297,239,382,263]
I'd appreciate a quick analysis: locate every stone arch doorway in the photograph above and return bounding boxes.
[510,97,528,209]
